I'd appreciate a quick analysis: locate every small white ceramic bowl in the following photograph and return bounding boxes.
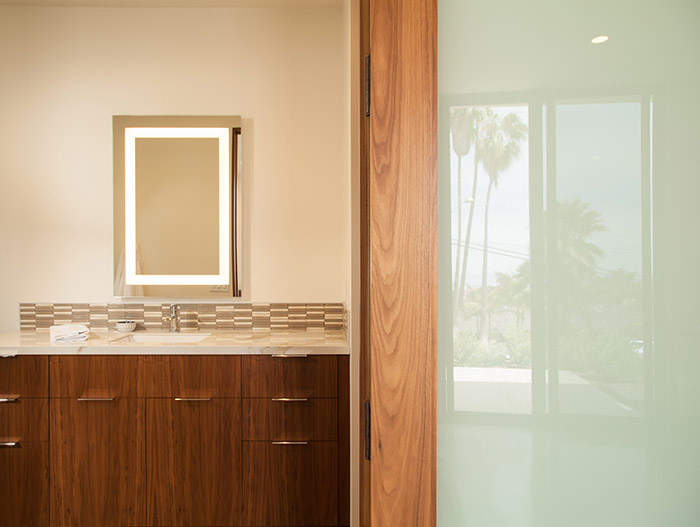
[116,321,137,333]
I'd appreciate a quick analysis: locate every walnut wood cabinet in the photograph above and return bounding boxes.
[145,356,243,527]
[0,355,49,527]
[241,355,348,527]
[49,356,146,527]
[1,353,349,527]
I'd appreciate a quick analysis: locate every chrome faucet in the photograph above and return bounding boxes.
[166,304,180,332]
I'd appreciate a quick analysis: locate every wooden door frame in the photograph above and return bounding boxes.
[360,0,438,525]
[359,0,371,524]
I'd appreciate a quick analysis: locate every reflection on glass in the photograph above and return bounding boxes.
[438,0,700,525]
[554,102,646,417]
[449,104,531,414]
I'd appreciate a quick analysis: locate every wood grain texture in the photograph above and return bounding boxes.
[337,355,350,526]
[0,356,48,397]
[49,355,145,398]
[243,441,338,526]
[242,355,338,398]
[0,398,48,442]
[243,398,337,441]
[0,442,49,527]
[143,355,241,397]
[369,0,438,525]
[50,398,146,527]
[146,398,243,526]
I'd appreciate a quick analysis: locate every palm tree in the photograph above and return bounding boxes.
[555,198,606,279]
[455,107,485,316]
[478,111,527,344]
[450,107,475,313]
[554,199,607,328]
[512,260,530,329]
[493,260,530,330]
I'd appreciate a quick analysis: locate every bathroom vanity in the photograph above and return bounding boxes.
[0,331,349,527]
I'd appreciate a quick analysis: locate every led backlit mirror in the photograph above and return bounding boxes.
[113,115,242,298]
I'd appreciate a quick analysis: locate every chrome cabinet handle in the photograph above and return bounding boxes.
[271,354,308,358]
[272,441,308,445]
[174,397,211,401]
[77,397,115,402]
[271,398,308,402]
[0,438,20,447]
[0,395,20,403]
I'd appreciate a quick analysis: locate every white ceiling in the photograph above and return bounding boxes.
[0,0,341,7]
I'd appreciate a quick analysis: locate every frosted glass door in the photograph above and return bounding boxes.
[437,1,700,526]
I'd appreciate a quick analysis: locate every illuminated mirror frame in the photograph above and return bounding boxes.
[124,127,230,286]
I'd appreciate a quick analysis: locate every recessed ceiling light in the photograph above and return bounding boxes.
[591,35,609,44]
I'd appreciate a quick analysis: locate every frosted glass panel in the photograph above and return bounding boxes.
[438,1,700,526]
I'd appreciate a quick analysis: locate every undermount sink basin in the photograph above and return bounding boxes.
[115,333,211,344]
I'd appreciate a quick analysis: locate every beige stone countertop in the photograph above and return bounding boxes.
[0,328,349,355]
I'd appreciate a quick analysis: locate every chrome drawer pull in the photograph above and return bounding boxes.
[271,354,308,358]
[0,395,20,403]
[0,437,20,447]
[272,441,308,445]
[174,397,211,402]
[77,397,115,402]
[271,398,308,402]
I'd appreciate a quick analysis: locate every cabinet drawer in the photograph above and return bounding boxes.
[243,441,338,526]
[242,398,337,441]
[0,356,48,397]
[0,399,48,442]
[242,355,337,398]
[143,355,241,397]
[50,355,144,398]
[0,441,49,527]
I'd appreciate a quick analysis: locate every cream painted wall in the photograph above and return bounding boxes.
[0,5,346,332]
[343,1,360,524]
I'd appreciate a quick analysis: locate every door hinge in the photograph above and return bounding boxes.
[364,400,371,460]
[364,55,371,117]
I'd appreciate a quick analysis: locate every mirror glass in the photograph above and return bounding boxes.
[113,115,241,298]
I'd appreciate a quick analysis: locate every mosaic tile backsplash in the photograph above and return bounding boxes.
[19,303,345,332]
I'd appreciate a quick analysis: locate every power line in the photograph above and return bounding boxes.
[451,240,641,278]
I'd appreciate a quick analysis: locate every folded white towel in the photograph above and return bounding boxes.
[50,324,90,343]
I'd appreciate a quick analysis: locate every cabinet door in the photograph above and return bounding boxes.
[50,398,146,527]
[0,442,49,527]
[147,398,243,526]
[243,441,338,526]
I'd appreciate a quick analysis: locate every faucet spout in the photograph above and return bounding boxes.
[168,304,180,333]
